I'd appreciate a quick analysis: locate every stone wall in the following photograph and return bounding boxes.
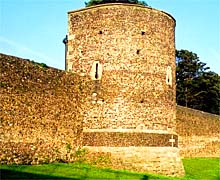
[1,53,219,176]
[67,4,176,133]
[66,4,186,177]
[85,146,184,176]
[176,106,220,158]
[0,53,85,164]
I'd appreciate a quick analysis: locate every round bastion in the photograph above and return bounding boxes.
[67,3,185,177]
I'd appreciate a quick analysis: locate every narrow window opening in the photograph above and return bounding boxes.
[137,49,140,54]
[90,61,102,80]
[95,63,99,79]
[141,31,145,35]
[166,66,172,86]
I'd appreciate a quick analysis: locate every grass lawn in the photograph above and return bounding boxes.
[182,158,220,180]
[1,158,219,180]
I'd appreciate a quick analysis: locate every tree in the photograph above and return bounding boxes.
[176,49,208,107]
[191,71,220,114]
[85,0,148,7]
[176,49,220,115]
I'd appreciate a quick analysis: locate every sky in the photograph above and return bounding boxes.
[0,0,220,73]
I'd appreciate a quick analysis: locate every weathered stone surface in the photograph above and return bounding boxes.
[84,146,185,177]
[67,4,176,133]
[83,132,178,147]
[0,53,85,164]
[176,106,220,157]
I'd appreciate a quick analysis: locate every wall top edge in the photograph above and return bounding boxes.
[67,3,176,24]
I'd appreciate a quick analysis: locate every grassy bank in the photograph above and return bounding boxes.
[1,158,219,180]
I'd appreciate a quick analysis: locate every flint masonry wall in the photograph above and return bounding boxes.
[67,3,176,134]
[0,53,86,164]
[176,106,220,158]
[0,53,219,173]
[67,4,185,177]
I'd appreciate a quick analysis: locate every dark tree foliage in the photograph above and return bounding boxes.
[176,49,220,115]
[85,0,148,7]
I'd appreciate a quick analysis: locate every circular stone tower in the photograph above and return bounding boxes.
[67,3,184,177]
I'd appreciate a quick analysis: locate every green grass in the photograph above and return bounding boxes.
[1,158,219,180]
[183,158,220,180]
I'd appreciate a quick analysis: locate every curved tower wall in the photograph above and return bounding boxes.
[68,4,176,132]
[67,4,184,177]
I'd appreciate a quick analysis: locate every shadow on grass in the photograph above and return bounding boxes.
[72,165,150,179]
[141,175,149,180]
[102,168,149,180]
[1,167,150,180]
[0,169,80,180]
